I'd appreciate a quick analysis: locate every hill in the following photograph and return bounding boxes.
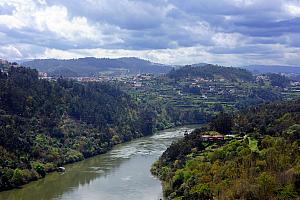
[0,66,156,190]
[152,100,300,199]
[167,64,254,82]
[22,57,173,77]
[243,65,300,74]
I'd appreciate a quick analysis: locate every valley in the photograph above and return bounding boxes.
[2,1,300,199]
[0,126,196,200]
[0,61,300,200]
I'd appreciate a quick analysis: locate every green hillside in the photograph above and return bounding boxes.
[152,100,300,199]
[168,65,254,82]
[0,66,154,190]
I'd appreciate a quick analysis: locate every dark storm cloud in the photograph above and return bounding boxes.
[1,0,300,65]
[48,0,167,30]
[43,0,300,49]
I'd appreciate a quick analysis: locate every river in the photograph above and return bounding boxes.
[0,126,198,200]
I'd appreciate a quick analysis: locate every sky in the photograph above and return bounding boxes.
[0,0,300,66]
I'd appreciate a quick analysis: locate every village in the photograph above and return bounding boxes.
[1,59,300,114]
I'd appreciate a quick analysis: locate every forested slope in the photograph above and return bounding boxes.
[168,64,254,82]
[22,57,172,76]
[0,66,154,190]
[152,100,300,199]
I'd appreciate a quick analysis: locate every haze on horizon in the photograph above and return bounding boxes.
[0,0,300,67]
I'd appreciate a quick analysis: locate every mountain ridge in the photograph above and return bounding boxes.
[242,64,300,74]
[22,57,173,77]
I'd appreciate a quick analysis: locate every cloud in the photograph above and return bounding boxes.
[0,44,22,59]
[285,2,300,17]
[50,0,170,30]
[0,0,300,66]
[0,0,123,49]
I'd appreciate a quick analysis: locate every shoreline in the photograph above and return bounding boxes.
[0,124,201,192]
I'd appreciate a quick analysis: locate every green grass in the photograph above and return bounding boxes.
[248,137,259,152]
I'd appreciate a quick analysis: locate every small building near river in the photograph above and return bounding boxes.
[201,134,224,142]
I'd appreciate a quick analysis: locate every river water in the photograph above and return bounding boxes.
[0,126,198,200]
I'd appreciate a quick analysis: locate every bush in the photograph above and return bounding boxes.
[189,184,213,200]
[32,162,46,177]
[277,184,297,200]
[12,168,24,185]
[258,172,276,198]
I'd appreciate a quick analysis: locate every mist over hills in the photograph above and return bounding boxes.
[21,57,300,78]
[242,65,300,74]
[177,63,300,75]
[22,57,173,77]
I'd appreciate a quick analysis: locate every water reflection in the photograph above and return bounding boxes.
[0,126,198,200]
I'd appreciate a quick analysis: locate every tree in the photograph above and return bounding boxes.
[258,172,276,199]
[210,112,233,134]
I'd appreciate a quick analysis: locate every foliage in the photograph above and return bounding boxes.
[153,99,300,199]
[267,73,291,88]
[23,57,172,76]
[0,66,154,190]
[209,112,233,134]
[168,64,254,82]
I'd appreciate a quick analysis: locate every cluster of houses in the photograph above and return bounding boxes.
[37,72,155,86]
[186,77,226,83]
[0,59,20,74]
[38,72,48,78]
[106,73,154,88]
[185,80,243,97]
[0,59,9,65]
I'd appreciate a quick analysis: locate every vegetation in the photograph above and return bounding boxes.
[22,57,172,76]
[121,64,288,128]
[267,73,291,88]
[152,99,300,199]
[0,66,155,190]
[168,65,254,82]
[0,62,298,193]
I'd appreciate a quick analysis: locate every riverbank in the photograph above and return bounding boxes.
[0,126,199,200]
[150,129,229,199]
[151,100,300,199]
